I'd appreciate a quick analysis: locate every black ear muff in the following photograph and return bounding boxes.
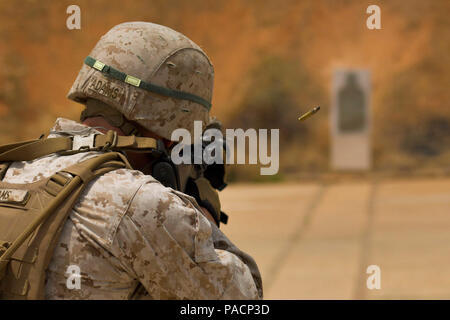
[152,161,179,190]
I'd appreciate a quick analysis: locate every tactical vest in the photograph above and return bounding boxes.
[0,131,158,299]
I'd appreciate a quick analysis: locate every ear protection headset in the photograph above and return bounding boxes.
[130,139,181,191]
[149,141,180,191]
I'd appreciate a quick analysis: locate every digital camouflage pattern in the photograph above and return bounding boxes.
[67,22,213,141]
[2,118,262,299]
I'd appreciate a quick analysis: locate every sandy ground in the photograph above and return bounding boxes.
[220,177,450,299]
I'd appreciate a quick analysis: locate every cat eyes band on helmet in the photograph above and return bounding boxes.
[84,56,212,111]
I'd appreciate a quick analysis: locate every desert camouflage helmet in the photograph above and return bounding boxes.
[68,22,214,140]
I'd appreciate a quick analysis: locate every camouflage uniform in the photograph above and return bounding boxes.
[2,118,263,300]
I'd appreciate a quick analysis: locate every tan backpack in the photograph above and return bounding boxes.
[0,131,157,299]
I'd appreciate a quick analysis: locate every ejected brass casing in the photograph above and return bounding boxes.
[298,106,320,121]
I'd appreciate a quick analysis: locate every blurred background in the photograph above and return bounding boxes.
[0,0,449,299]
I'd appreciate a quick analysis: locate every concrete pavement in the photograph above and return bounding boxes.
[220,178,450,299]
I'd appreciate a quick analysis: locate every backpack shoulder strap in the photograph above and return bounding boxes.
[0,131,158,162]
[0,152,130,299]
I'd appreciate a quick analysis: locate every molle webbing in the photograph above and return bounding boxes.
[0,152,130,299]
[84,56,212,111]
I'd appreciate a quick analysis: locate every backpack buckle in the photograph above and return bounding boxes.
[0,241,11,257]
[72,133,97,151]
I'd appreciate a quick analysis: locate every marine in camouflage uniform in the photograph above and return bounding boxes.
[1,22,262,299]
